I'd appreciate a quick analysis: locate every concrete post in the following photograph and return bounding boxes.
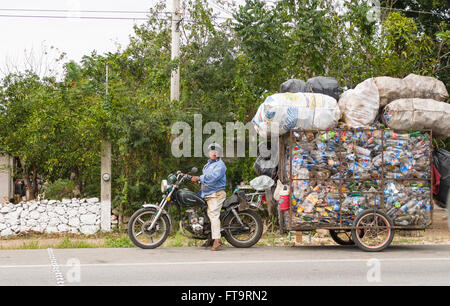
[100,141,111,231]
[0,155,12,203]
[170,0,181,102]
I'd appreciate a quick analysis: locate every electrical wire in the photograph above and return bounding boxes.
[260,0,448,16]
[0,8,155,14]
[0,14,152,21]
[209,0,233,16]
[379,6,449,16]
[0,3,446,17]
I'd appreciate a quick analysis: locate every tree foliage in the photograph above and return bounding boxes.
[0,0,448,212]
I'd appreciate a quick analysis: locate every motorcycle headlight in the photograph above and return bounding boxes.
[161,180,169,193]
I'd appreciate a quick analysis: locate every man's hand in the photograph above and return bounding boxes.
[191,176,201,183]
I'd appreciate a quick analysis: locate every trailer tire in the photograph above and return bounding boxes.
[329,230,355,246]
[352,209,395,252]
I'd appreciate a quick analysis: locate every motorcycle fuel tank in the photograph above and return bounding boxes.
[176,189,207,206]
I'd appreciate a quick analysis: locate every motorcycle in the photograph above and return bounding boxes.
[127,168,264,249]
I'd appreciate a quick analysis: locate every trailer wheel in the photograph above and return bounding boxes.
[329,230,355,246]
[352,209,395,252]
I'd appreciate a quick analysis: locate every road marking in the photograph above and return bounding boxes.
[47,248,65,286]
[1,256,449,269]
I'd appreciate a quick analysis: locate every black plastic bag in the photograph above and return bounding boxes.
[280,77,341,101]
[280,79,309,93]
[433,148,450,207]
[306,76,341,101]
[253,156,278,179]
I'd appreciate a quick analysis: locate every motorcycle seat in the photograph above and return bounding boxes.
[222,195,240,208]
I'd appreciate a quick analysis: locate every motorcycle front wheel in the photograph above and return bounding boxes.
[223,209,263,248]
[127,208,171,249]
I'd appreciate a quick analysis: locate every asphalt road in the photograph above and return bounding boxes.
[0,244,449,286]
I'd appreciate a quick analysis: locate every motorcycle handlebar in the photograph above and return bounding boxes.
[176,170,200,184]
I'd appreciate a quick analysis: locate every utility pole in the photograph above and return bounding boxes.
[101,63,112,232]
[170,0,181,102]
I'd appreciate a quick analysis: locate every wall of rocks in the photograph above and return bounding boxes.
[0,198,104,237]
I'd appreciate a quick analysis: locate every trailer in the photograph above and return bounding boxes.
[277,128,433,251]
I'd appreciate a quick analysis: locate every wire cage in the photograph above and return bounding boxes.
[277,128,434,232]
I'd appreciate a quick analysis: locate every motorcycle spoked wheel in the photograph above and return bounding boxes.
[223,209,263,248]
[127,208,171,249]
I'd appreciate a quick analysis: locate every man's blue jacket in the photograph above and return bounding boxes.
[199,158,226,198]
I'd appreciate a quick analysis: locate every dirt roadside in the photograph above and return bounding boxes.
[0,206,448,250]
[276,205,450,247]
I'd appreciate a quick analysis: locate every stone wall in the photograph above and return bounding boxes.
[0,198,103,237]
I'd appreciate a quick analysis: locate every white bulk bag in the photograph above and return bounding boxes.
[339,78,380,128]
[375,74,448,107]
[383,98,450,137]
[251,92,341,137]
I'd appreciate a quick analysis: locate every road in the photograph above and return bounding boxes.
[0,244,449,286]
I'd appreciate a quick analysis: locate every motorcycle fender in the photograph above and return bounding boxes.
[142,204,173,229]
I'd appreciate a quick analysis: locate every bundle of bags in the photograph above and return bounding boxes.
[252,76,342,138]
[251,92,341,138]
[251,76,342,180]
[339,73,450,137]
[253,141,278,179]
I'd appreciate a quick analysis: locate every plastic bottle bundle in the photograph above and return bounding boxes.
[290,131,342,180]
[383,131,431,179]
[291,181,342,226]
[285,128,432,228]
[384,181,432,226]
[339,192,380,225]
[340,130,383,180]
[345,181,381,193]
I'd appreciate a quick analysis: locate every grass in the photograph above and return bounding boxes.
[104,236,135,248]
[19,240,40,249]
[0,230,205,249]
[55,237,97,249]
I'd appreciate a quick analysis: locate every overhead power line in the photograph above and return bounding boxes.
[0,12,232,22]
[0,4,446,17]
[0,14,159,21]
[378,6,448,16]
[209,0,233,16]
[260,1,446,16]
[0,8,169,14]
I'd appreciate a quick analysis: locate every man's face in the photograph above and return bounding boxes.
[208,150,219,161]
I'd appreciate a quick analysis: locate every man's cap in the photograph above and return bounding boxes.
[207,142,222,153]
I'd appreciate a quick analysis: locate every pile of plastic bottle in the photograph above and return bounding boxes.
[284,127,432,227]
[384,180,431,226]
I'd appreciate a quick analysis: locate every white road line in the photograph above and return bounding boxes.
[1,257,450,269]
[47,248,65,286]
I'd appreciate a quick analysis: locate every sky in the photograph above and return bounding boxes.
[0,0,348,78]
[0,0,161,77]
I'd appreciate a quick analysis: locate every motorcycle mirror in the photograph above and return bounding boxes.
[191,167,198,174]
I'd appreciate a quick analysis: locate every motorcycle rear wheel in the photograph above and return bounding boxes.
[127,208,171,249]
[223,209,263,248]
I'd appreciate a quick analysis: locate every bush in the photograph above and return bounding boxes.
[44,179,76,200]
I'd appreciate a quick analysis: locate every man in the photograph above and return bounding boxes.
[191,143,226,251]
